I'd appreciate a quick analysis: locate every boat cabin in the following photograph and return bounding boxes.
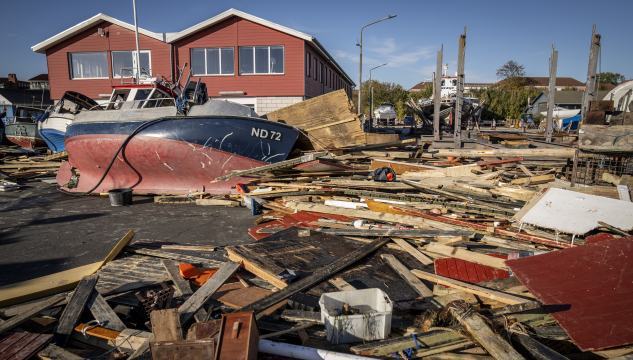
[106,82,178,111]
[53,91,101,115]
[10,106,45,123]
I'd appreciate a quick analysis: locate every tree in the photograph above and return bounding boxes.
[597,72,625,85]
[496,61,526,88]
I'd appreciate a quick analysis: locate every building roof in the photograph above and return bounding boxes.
[30,9,355,87]
[28,74,49,81]
[409,81,492,91]
[0,89,54,106]
[497,77,585,87]
[31,13,165,54]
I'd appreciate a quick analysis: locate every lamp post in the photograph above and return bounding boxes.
[369,63,387,121]
[357,15,396,116]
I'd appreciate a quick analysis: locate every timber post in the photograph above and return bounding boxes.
[454,27,466,149]
[546,44,558,142]
[434,45,443,141]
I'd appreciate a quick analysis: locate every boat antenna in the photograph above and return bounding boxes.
[133,0,141,83]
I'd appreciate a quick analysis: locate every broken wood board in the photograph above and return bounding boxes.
[0,230,135,307]
[424,243,509,271]
[285,202,427,227]
[369,159,440,174]
[513,187,633,235]
[53,274,99,347]
[509,174,555,185]
[381,254,433,298]
[401,164,480,179]
[410,270,530,305]
[265,90,399,149]
[228,227,423,302]
[0,333,53,360]
[507,235,633,351]
[434,148,576,158]
[292,160,353,172]
[211,282,286,316]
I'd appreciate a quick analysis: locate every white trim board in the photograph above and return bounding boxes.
[513,187,633,235]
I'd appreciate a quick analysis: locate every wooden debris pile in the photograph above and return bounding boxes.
[0,149,67,181]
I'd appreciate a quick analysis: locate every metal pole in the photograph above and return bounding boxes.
[433,45,443,140]
[357,15,396,116]
[546,44,558,142]
[582,25,601,121]
[454,28,466,149]
[368,63,387,123]
[133,0,141,83]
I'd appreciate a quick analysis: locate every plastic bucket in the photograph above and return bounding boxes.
[108,188,133,206]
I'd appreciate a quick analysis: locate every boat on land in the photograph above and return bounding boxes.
[37,91,101,152]
[540,105,581,119]
[57,78,299,195]
[416,65,476,124]
[5,106,48,149]
[374,103,397,125]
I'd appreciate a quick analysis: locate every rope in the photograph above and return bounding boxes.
[82,330,143,359]
[393,334,422,359]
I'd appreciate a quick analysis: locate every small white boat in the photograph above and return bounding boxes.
[374,103,397,125]
[540,105,580,119]
[38,91,101,152]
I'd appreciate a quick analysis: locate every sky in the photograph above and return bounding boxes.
[1,0,631,89]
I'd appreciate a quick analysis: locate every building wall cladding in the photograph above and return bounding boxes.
[173,18,304,98]
[45,21,170,100]
[257,96,303,115]
[304,43,351,99]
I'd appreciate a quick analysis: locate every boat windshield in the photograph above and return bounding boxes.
[107,89,131,110]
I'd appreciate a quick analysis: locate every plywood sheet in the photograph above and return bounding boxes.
[507,236,633,351]
[513,187,633,235]
[211,283,286,316]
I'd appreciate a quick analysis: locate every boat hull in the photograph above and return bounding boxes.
[5,123,47,149]
[58,116,299,194]
[38,115,73,152]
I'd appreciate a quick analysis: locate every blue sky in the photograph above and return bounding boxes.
[1,0,631,89]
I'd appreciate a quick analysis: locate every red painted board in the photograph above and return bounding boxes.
[248,211,358,240]
[435,254,510,287]
[0,333,52,360]
[585,233,616,244]
[507,236,633,351]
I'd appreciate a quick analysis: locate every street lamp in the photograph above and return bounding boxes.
[357,15,397,116]
[369,63,387,120]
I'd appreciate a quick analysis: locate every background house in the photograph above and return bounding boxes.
[28,74,49,89]
[524,90,611,116]
[31,9,354,115]
[0,88,53,125]
[0,74,30,89]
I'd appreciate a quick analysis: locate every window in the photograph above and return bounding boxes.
[319,62,322,83]
[313,58,317,80]
[324,66,327,86]
[239,46,284,74]
[306,53,311,76]
[111,51,151,78]
[69,52,108,79]
[191,47,234,75]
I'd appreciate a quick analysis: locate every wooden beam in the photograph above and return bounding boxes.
[127,334,153,360]
[257,227,471,238]
[512,333,569,360]
[477,158,523,166]
[424,243,508,271]
[0,295,66,335]
[509,174,555,186]
[35,343,83,360]
[161,260,207,322]
[178,261,240,325]
[161,245,215,252]
[328,278,356,291]
[124,247,224,268]
[286,202,427,227]
[53,274,99,347]
[381,254,433,298]
[410,269,529,305]
[239,237,391,315]
[446,302,524,360]
[391,238,433,265]
[86,290,126,331]
[435,149,576,158]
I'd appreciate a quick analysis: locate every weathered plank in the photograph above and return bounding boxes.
[391,238,433,265]
[381,254,433,298]
[124,247,224,268]
[285,202,427,227]
[509,174,555,186]
[35,343,83,360]
[411,270,529,305]
[86,290,126,331]
[328,277,356,291]
[512,333,569,360]
[178,261,241,325]
[0,297,66,337]
[151,309,183,342]
[425,243,509,271]
[435,148,575,158]
[161,261,207,322]
[53,274,99,347]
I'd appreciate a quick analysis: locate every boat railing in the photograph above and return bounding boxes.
[93,98,177,111]
[118,67,152,84]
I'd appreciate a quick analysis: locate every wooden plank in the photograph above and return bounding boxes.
[435,148,576,158]
[127,334,153,360]
[35,343,83,360]
[260,323,314,339]
[425,243,508,271]
[73,323,119,341]
[239,237,391,315]
[328,278,356,291]
[1,333,52,360]
[304,118,356,131]
[517,164,535,177]
[212,151,328,182]
[0,230,134,307]
[280,310,322,324]
[195,199,239,206]
[286,202,427,227]
[410,269,529,305]
[160,245,215,252]
[161,261,207,323]
[124,247,224,268]
[151,309,183,342]
[391,238,433,265]
[369,159,440,174]
[86,290,126,332]
[178,261,241,325]
[0,295,66,335]
[210,283,286,316]
[512,333,569,360]
[381,254,433,298]
[150,339,215,360]
[53,274,99,348]
[509,174,555,185]
[257,227,471,238]
[476,158,523,166]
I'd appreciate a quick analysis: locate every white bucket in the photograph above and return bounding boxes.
[319,289,392,344]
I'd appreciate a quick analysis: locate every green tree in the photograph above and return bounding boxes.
[597,72,625,85]
[472,86,540,119]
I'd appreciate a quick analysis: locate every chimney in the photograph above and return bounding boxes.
[8,74,17,83]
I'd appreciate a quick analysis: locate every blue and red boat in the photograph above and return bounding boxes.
[57,79,299,194]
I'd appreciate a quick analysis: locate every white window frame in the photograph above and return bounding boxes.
[111,50,152,78]
[239,46,285,75]
[68,52,109,80]
[191,47,235,76]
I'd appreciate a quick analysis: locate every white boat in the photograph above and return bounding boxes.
[374,103,397,125]
[540,105,580,119]
[37,91,101,152]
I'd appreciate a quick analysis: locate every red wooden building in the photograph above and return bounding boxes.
[31,9,354,115]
